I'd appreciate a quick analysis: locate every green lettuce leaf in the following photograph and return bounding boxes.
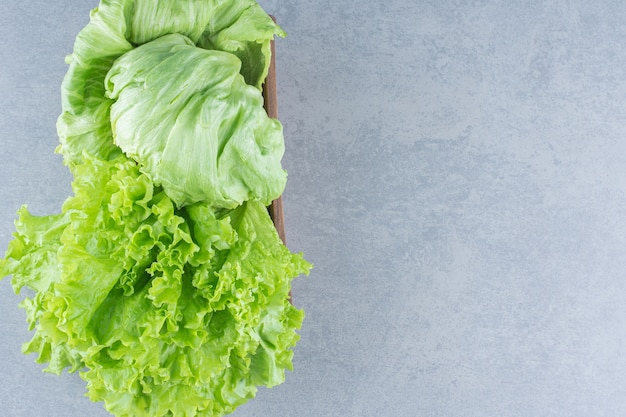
[57,0,285,168]
[105,33,287,209]
[1,154,310,416]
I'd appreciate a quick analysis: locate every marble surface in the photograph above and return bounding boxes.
[2,1,626,416]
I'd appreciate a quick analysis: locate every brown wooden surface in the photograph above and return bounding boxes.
[263,28,287,245]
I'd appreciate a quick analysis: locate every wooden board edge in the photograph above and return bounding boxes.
[263,18,287,245]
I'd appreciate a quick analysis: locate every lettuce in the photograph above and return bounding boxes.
[1,1,309,416]
[105,33,287,208]
[57,0,285,169]
[2,155,309,416]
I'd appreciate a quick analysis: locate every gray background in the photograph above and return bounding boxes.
[2,1,626,416]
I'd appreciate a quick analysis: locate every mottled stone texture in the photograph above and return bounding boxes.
[2,1,626,416]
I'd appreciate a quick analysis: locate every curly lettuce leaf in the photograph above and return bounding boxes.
[1,154,310,416]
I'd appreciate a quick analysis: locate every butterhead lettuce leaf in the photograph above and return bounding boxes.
[57,0,285,169]
[105,33,287,208]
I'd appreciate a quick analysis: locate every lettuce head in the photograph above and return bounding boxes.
[56,0,287,210]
